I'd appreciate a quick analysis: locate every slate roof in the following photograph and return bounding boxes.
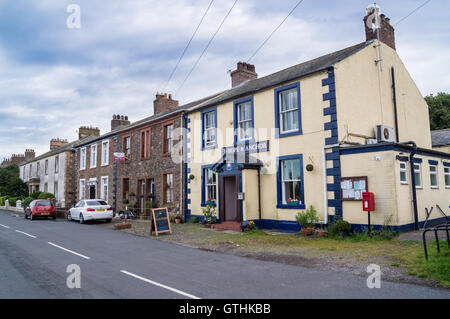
[431,128,450,146]
[187,40,373,113]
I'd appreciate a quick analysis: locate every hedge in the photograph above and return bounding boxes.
[0,195,9,206]
[37,192,55,200]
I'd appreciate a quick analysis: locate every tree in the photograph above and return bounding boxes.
[425,92,450,130]
[0,165,28,197]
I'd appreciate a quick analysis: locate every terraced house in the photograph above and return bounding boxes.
[19,131,99,209]
[184,10,450,232]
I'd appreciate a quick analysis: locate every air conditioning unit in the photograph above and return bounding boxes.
[374,125,394,143]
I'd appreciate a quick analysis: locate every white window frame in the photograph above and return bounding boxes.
[100,176,108,201]
[444,167,450,188]
[165,173,174,203]
[165,124,173,153]
[429,164,438,188]
[281,159,302,205]
[278,87,299,134]
[80,147,86,170]
[204,168,217,203]
[414,163,422,189]
[44,182,48,192]
[203,111,216,148]
[399,162,408,184]
[54,181,58,201]
[90,144,97,168]
[101,140,109,166]
[44,159,48,175]
[55,156,59,173]
[79,179,86,200]
[237,101,253,142]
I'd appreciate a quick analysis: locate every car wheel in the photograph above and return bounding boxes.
[52,215,56,220]
[24,213,27,219]
[79,213,84,224]
[67,212,72,221]
[106,219,112,223]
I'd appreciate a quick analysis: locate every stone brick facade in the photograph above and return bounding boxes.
[116,112,184,218]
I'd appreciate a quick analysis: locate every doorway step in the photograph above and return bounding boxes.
[212,221,241,231]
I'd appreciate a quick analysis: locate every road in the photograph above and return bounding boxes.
[0,209,449,299]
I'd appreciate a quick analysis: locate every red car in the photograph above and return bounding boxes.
[25,199,56,220]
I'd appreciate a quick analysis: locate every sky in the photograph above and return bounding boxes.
[0,0,449,161]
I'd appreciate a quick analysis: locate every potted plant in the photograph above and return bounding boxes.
[287,198,300,206]
[329,219,352,237]
[296,205,319,236]
[175,214,182,224]
[205,198,216,206]
[201,204,215,228]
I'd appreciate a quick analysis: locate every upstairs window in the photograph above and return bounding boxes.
[140,129,150,159]
[80,147,86,170]
[164,124,173,153]
[55,156,59,173]
[45,159,48,175]
[202,108,217,149]
[444,166,450,188]
[90,144,97,168]
[235,98,254,143]
[274,83,302,138]
[101,140,109,166]
[123,136,131,159]
[36,162,40,176]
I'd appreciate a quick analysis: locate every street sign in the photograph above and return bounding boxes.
[113,152,125,162]
[150,208,172,236]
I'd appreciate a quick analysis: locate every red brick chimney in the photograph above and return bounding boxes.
[50,138,69,150]
[111,114,131,131]
[230,62,257,87]
[363,8,396,50]
[153,93,179,115]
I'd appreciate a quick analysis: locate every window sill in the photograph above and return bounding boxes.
[415,186,423,189]
[277,203,305,210]
[201,202,217,207]
[201,145,217,151]
[400,182,408,185]
[430,186,439,189]
[275,129,303,139]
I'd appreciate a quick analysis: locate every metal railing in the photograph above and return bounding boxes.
[422,223,450,260]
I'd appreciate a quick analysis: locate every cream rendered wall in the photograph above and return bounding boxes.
[340,151,398,226]
[187,70,330,223]
[335,41,432,149]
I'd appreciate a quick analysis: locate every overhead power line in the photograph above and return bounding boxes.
[247,0,305,63]
[175,0,239,95]
[161,0,215,92]
[393,0,432,26]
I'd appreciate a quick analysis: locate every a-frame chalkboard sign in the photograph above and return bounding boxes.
[150,208,172,236]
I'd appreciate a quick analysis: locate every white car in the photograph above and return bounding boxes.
[68,199,113,224]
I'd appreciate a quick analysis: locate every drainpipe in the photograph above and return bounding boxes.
[258,168,262,225]
[391,67,400,143]
[181,112,186,219]
[322,143,340,224]
[398,141,419,230]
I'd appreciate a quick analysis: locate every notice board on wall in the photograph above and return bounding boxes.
[340,176,368,201]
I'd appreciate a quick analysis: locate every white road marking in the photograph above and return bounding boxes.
[15,230,37,238]
[0,223,10,229]
[47,242,91,260]
[120,270,201,299]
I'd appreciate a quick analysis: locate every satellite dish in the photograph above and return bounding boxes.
[366,3,381,31]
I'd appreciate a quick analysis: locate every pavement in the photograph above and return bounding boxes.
[0,209,449,299]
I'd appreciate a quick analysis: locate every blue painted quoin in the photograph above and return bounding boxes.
[322,67,342,219]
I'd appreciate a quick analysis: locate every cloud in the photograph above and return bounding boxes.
[0,0,448,161]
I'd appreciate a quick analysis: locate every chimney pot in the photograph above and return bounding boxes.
[363,8,396,50]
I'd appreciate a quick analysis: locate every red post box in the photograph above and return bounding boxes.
[362,192,375,211]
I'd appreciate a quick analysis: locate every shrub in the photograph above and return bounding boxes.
[8,197,21,207]
[37,192,55,199]
[191,216,199,223]
[296,205,319,229]
[30,191,42,199]
[328,219,352,235]
[0,195,10,206]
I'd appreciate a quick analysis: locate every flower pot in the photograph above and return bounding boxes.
[203,223,211,228]
[287,201,299,206]
[316,229,327,237]
[301,227,314,236]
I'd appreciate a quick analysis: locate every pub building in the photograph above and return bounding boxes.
[183,10,450,232]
